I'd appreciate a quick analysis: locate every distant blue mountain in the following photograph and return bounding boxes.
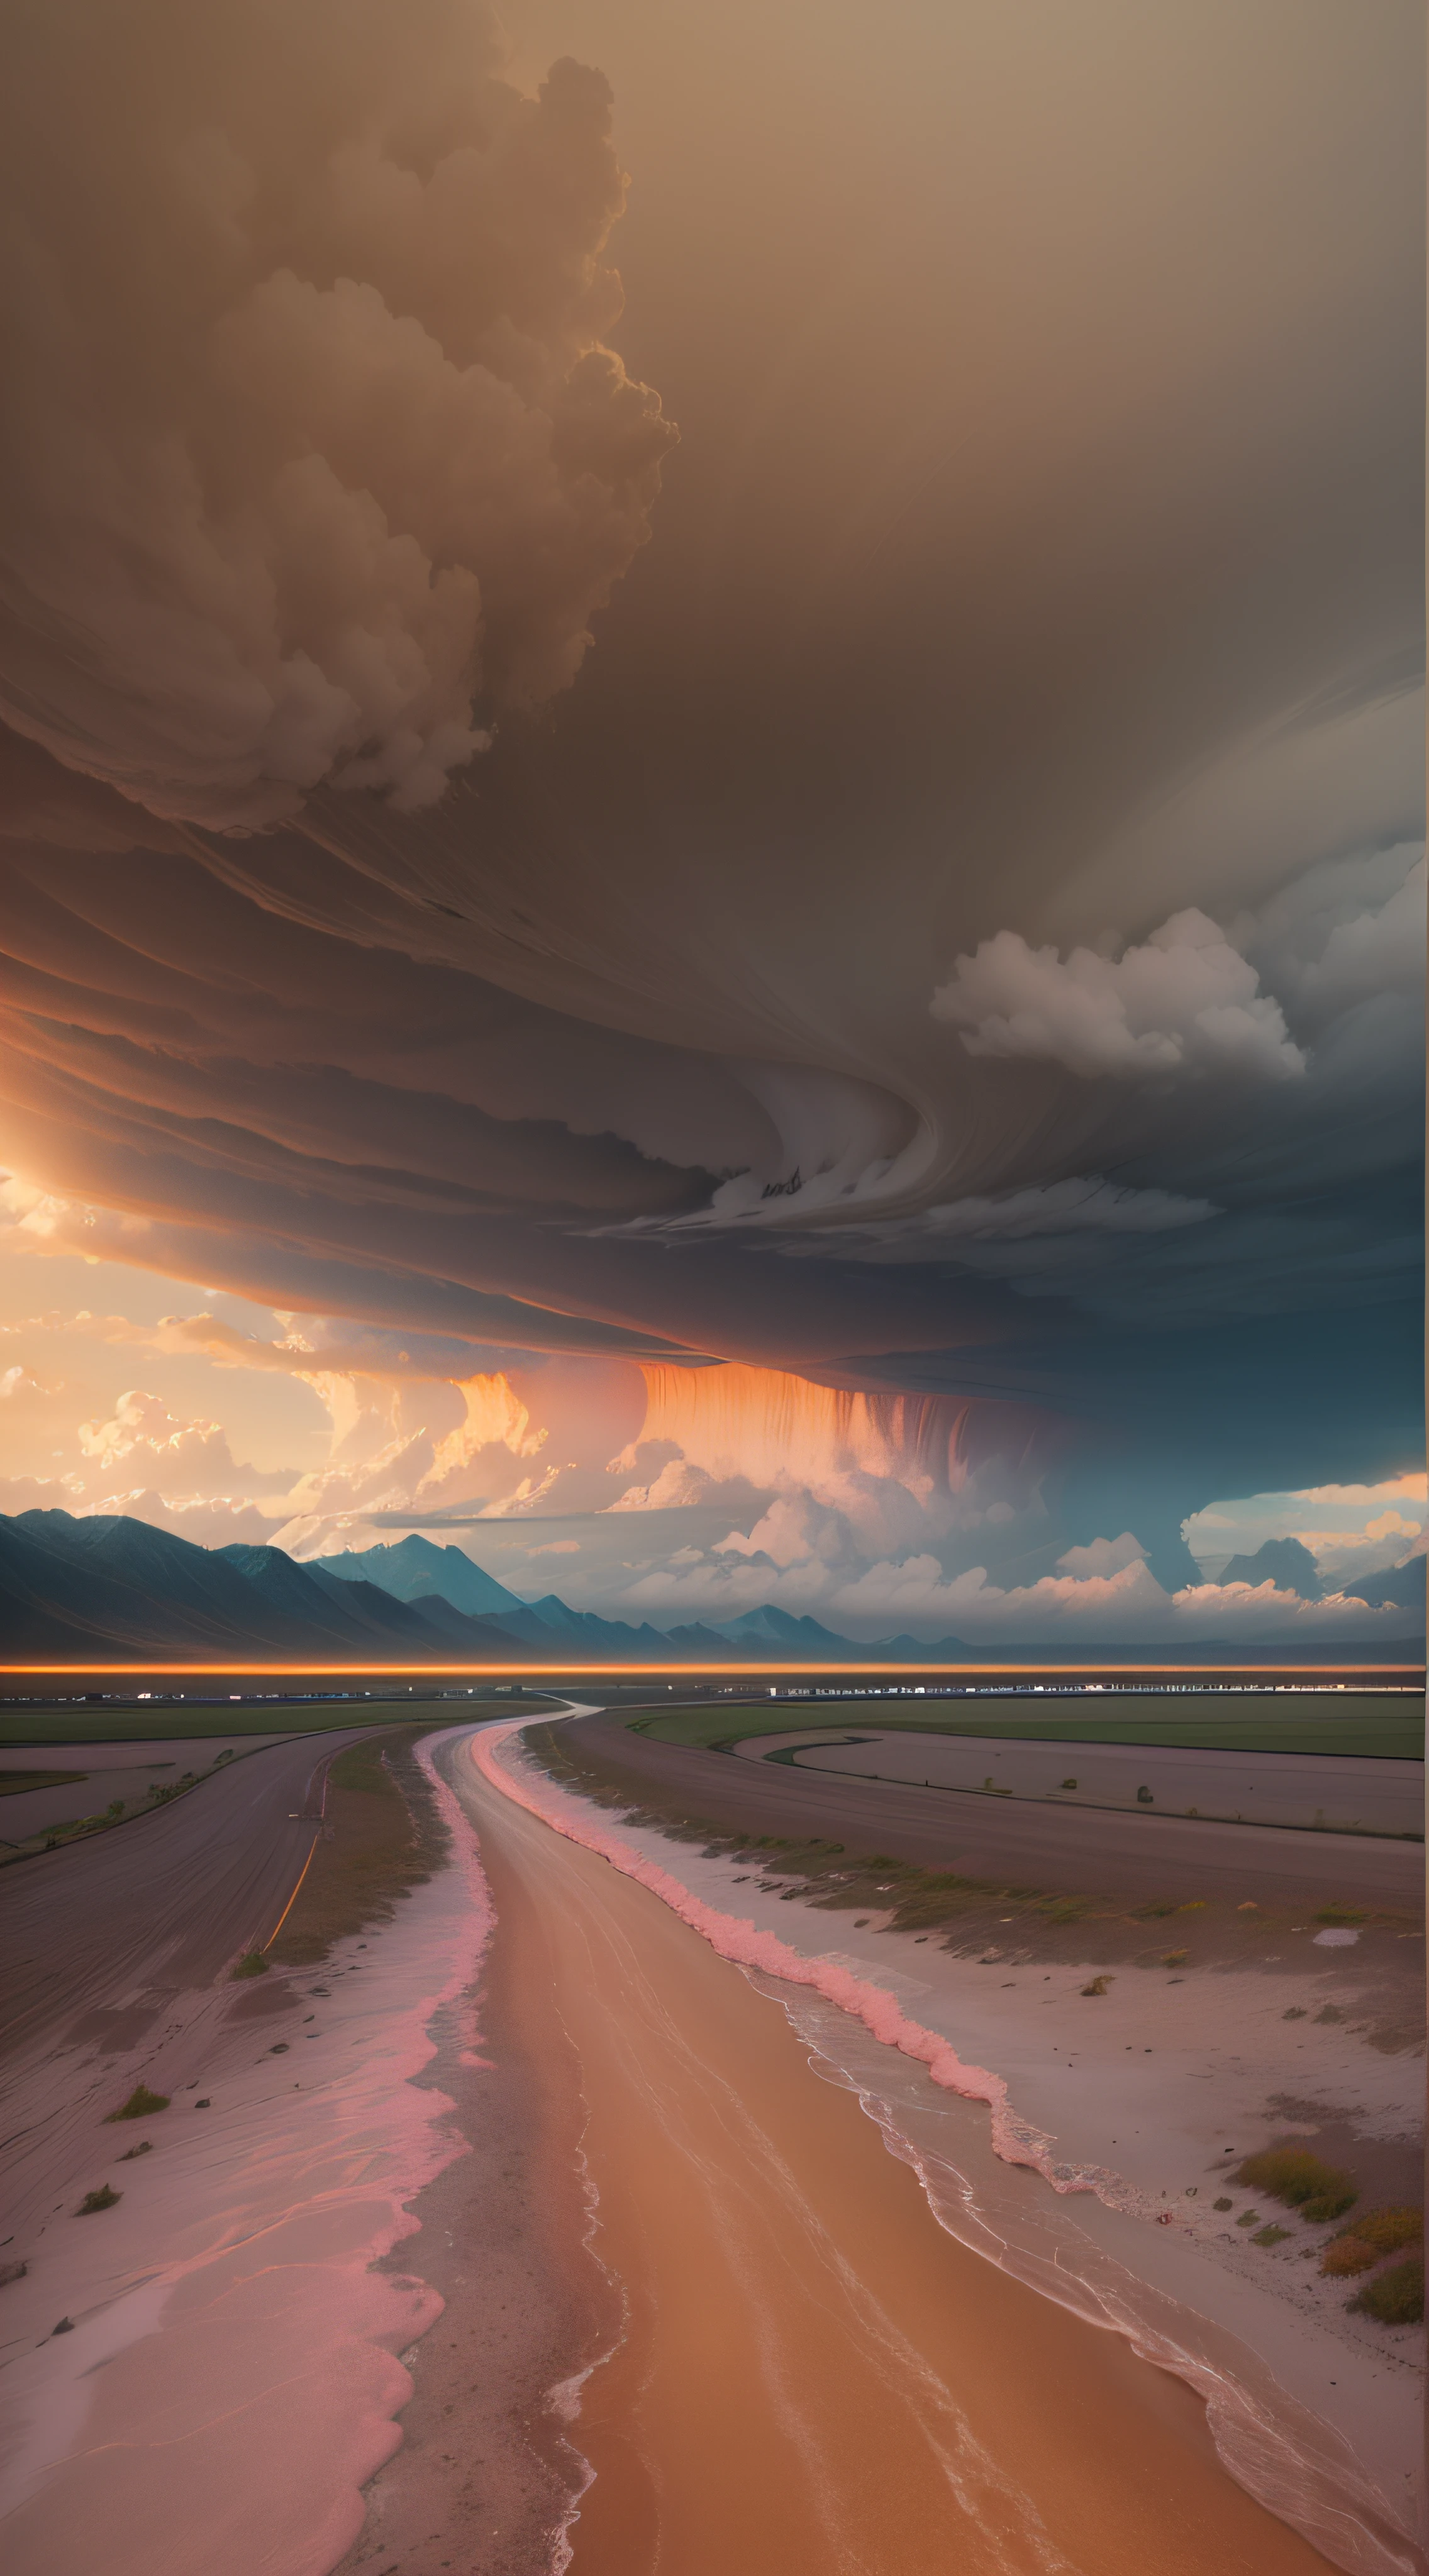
[1217,1536,1321,1599]
[0,1509,526,1659]
[1340,1552,1426,1613]
[0,1509,1420,1665]
[311,1533,525,1621]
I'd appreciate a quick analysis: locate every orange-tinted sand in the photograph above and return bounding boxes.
[462,1755,1341,2576]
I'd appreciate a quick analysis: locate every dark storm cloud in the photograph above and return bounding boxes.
[0,0,1421,1567]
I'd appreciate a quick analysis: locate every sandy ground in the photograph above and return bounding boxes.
[479,1718,1424,2575]
[740,1728,1425,1837]
[6,1709,1420,2576]
[0,1735,488,2576]
[449,1723,1371,2576]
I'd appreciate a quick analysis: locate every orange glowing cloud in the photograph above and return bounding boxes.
[633,1363,964,1503]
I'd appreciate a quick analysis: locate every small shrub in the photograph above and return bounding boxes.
[1315,1902,1366,1926]
[105,2084,169,2123]
[1282,2007,1306,2020]
[77,2185,121,2214]
[1081,1975,1112,1997]
[1321,2237,1377,2278]
[118,2141,152,2162]
[1303,2183,1359,2223]
[1235,2147,1357,2221]
[1343,2207,1423,2257]
[1061,1777,1077,1790]
[1213,2197,1233,2212]
[231,1951,269,1980]
[1162,1950,1188,1967]
[1350,2256,1424,2326]
[1251,2224,1291,2248]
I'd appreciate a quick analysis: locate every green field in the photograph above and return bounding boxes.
[628,1692,1423,1762]
[0,1693,559,1747]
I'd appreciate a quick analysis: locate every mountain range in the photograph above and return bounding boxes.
[0,1511,1421,1667]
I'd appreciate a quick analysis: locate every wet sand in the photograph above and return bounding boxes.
[455,1736,1343,2576]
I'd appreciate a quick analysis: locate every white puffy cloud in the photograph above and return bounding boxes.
[76,1387,290,1494]
[1054,1531,1148,1578]
[1184,1474,1426,1584]
[0,3,674,828]
[615,1543,1415,1644]
[931,909,1305,1083]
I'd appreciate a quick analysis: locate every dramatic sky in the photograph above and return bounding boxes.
[0,0,1422,1645]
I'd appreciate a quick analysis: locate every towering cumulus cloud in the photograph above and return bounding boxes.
[0,0,674,825]
[0,1,1421,1628]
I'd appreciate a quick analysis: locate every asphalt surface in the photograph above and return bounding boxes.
[0,1731,359,2066]
[569,1713,1427,1911]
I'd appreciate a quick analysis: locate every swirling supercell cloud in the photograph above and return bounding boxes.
[0,0,1422,1647]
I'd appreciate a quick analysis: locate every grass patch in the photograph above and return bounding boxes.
[1161,1950,1189,1967]
[105,2084,169,2123]
[1315,1902,1368,1926]
[0,1695,562,1748]
[266,1727,450,1967]
[626,1692,1423,1761]
[231,1950,269,1979]
[1235,2146,1357,2222]
[77,2185,121,2214]
[1251,2224,1291,2248]
[1350,2256,1424,2325]
[1081,1975,1113,1997]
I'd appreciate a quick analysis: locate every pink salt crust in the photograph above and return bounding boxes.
[470,1721,1087,2200]
[1,1733,491,2576]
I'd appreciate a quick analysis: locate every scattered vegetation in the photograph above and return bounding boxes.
[231,1951,269,1979]
[1332,2207,1423,2262]
[1235,2147,1357,2223]
[105,2084,169,2123]
[1251,2224,1291,2248]
[1162,1950,1188,1967]
[117,2141,152,2162]
[1315,1902,1367,1926]
[1081,1975,1112,1997]
[1350,2257,1424,2326]
[77,2185,121,2214]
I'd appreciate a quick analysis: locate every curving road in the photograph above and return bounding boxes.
[565,1711,1426,1911]
[0,1731,358,2068]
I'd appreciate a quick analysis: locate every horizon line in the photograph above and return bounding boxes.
[0,1662,1421,1680]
